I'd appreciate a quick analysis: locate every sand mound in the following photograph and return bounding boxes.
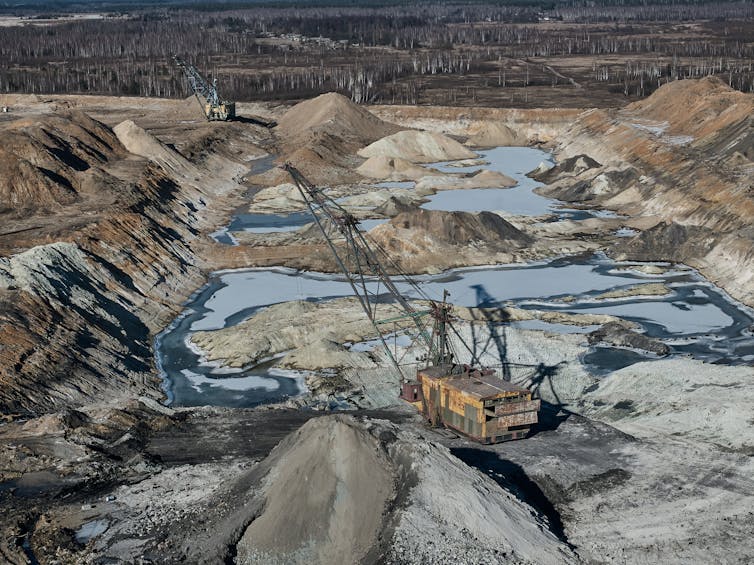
[236,415,575,565]
[0,111,125,215]
[276,92,399,148]
[249,182,307,213]
[356,154,433,181]
[236,416,394,565]
[272,93,402,185]
[365,209,532,272]
[113,120,197,179]
[414,169,516,193]
[628,77,754,138]
[611,221,717,263]
[384,208,530,246]
[529,154,600,183]
[374,195,417,217]
[465,122,521,147]
[358,130,476,163]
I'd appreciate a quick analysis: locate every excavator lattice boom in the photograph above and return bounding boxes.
[174,56,235,121]
[284,164,541,444]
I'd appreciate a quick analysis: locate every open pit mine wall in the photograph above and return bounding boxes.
[369,106,583,145]
[373,81,754,307]
[550,79,754,306]
[0,122,249,416]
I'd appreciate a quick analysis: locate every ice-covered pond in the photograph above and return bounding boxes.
[156,255,754,407]
[421,147,556,215]
[210,146,608,247]
[160,146,754,407]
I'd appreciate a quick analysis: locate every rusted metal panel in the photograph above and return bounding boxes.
[447,387,471,416]
[497,411,538,428]
[494,399,541,417]
[464,404,480,432]
[427,383,442,426]
[400,381,422,403]
[444,374,530,400]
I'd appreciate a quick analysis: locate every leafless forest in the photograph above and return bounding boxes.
[1,1,754,107]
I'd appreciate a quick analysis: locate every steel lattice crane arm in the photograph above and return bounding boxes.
[174,56,235,121]
[284,163,454,379]
[284,165,541,443]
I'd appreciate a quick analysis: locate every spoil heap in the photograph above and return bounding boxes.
[236,415,576,565]
[368,208,532,271]
[276,92,398,149]
[267,92,402,185]
[628,76,754,141]
[358,130,476,163]
[0,111,126,216]
[0,108,264,415]
[538,77,754,305]
[236,416,394,565]
[356,154,434,181]
[113,119,199,180]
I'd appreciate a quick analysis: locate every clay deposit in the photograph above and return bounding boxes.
[535,77,754,306]
[0,103,269,416]
[190,298,405,370]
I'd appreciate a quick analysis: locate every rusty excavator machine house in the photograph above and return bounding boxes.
[285,165,540,443]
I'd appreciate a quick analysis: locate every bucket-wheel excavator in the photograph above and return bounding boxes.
[284,164,541,443]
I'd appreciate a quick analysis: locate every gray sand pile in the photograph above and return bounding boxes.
[236,416,394,565]
[235,415,577,565]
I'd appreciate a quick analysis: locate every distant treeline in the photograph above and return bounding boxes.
[1,2,753,104]
[4,0,754,16]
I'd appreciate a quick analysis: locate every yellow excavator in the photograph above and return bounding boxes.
[284,164,540,444]
[174,56,235,121]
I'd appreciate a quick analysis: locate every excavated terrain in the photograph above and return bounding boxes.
[1,81,753,564]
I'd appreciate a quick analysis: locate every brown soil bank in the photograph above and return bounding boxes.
[538,77,754,305]
[256,208,541,275]
[0,109,270,415]
[0,110,128,217]
[261,92,402,186]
